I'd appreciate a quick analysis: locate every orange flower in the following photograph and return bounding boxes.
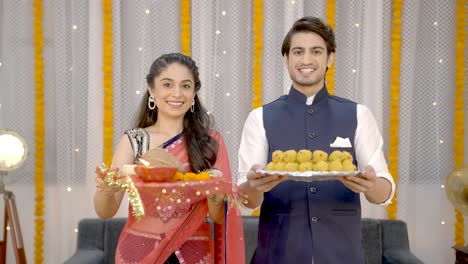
[386,0,402,221]
[184,172,197,181]
[454,0,466,247]
[195,171,211,181]
[172,171,184,182]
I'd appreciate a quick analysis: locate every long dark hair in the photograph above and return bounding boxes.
[135,53,218,172]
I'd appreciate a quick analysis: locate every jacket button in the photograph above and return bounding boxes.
[308,133,317,139]
[310,187,317,193]
[308,108,314,115]
[311,217,318,223]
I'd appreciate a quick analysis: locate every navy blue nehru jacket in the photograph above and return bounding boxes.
[251,86,364,264]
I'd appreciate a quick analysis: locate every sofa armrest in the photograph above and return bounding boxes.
[381,220,423,264]
[64,249,105,264]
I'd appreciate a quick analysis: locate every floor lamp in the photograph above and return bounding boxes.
[0,129,27,264]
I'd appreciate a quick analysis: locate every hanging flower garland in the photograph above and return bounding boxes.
[252,0,263,109]
[180,0,191,56]
[103,0,113,166]
[325,0,335,95]
[250,0,263,216]
[386,0,402,220]
[453,0,466,247]
[33,0,45,262]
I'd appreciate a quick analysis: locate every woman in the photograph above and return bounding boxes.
[94,53,244,264]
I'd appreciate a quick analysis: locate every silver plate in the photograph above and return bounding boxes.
[256,170,360,182]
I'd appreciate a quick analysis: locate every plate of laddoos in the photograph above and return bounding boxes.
[256,149,360,182]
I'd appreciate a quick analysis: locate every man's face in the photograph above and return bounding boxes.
[284,32,334,93]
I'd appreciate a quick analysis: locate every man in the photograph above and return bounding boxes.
[238,17,395,264]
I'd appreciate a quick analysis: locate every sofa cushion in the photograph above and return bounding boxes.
[77,218,106,250]
[361,218,382,264]
[103,218,126,264]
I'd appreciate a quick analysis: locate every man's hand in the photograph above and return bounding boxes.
[246,164,288,193]
[337,165,377,194]
[239,164,289,209]
[339,165,392,204]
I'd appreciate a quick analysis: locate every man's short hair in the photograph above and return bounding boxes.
[281,16,336,56]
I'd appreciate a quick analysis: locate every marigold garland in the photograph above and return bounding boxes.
[250,0,263,216]
[325,0,335,95]
[180,0,191,56]
[33,0,45,262]
[453,0,466,247]
[103,0,113,166]
[173,171,211,182]
[386,0,402,220]
[252,0,263,109]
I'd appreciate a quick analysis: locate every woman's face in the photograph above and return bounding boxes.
[149,63,196,119]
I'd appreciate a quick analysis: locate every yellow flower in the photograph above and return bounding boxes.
[184,172,197,181]
[252,0,263,109]
[195,171,211,181]
[453,0,466,247]
[386,0,403,221]
[172,172,184,182]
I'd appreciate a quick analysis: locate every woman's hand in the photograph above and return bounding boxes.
[94,173,125,219]
[95,175,121,194]
[208,194,225,224]
[208,194,225,206]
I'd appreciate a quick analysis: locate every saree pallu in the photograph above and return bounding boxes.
[115,130,245,264]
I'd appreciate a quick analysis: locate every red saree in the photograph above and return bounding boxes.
[115,130,245,264]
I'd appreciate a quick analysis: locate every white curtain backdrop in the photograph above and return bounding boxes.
[0,0,466,263]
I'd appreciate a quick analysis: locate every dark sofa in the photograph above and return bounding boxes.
[64,217,423,264]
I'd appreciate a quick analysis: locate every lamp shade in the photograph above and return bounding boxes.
[0,129,27,172]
